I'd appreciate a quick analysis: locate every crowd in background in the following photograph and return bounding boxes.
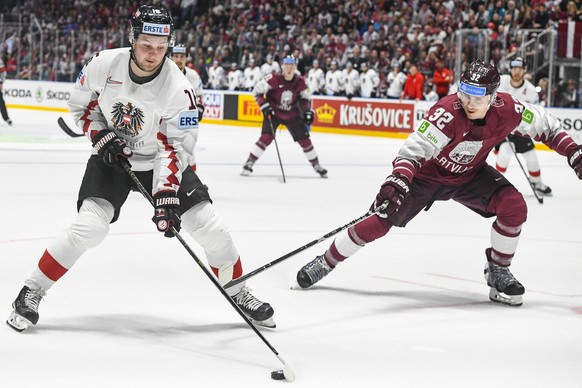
[1,0,582,106]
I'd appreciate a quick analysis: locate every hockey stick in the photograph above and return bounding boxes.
[121,162,295,381]
[506,137,543,204]
[267,116,286,183]
[224,202,388,290]
[57,117,84,137]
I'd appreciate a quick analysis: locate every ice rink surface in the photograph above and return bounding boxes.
[0,109,581,387]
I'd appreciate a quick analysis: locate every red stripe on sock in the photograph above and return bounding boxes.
[38,250,68,281]
[211,258,244,279]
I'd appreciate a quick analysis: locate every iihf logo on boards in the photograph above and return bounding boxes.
[110,102,145,137]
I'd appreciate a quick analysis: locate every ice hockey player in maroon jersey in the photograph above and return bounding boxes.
[241,55,328,178]
[296,60,582,307]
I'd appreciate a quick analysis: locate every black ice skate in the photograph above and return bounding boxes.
[296,255,334,289]
[484,261,525,307]
[6,286,46,332]
[532,181,553,197]
[241,161,254,176]
[312,163,328,178]
[232,286,275,328]
[6,119,12,126]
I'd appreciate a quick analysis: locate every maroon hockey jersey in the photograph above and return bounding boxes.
[253,72,311,122]
[392,92,579,185]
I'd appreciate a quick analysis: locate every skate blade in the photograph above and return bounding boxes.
[240,170,252,177]
[489,288,523,307]
[250,316,276,329]
[6,311,33,332]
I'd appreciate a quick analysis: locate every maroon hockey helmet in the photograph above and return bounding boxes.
[129,5,175,47]
[458,60,500,97]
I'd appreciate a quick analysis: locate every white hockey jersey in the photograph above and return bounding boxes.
[307,67,325,94]
[360,68,380,98]
[227,69,244,90]
[179,65,204,168]
[243,66,263,90]
[386,70,407,98]
[208,65,226,90]
[68,48,199,195]
[261,61,281,77]
[325,69,344,95]
[498,74,539,104]
[341,68,360,96]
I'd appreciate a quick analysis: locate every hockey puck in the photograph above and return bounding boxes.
[271,370,286,380]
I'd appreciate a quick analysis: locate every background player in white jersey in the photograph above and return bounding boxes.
[227,62,244,91]
[208,60,226,90]
[243,57,262,91]
[342,62,360,99]
[386,61,407,99]
[495,57,552,196]
[241,55,327,178]
[6,5,275,332]
[0,57,12,125]
[307,59,325,95]
[171,43,204,172]
[260,54,281,77]
[296,60,582,308]
[324,60,344,96]
[359,62,380,98]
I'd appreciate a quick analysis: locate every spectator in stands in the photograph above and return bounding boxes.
[432,59,453,99]
[560,79,580,108]
[401,64,424,101]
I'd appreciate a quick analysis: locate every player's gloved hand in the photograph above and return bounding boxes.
[260,103,275,118]
[92,129,133,167]
[303,109,315,125]
[152,191,181,238]
[374,173,410,216]
[568,145,582,179]
[197,104,205,122]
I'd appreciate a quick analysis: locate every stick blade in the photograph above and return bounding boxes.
[57,117,84,137]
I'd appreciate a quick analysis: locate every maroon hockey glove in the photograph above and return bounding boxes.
[152,191,181,238]
[568,146,582,179]
[375,174,410,215]
[92,130,133,167]
[303,109,315,125]
[260,103,275,118]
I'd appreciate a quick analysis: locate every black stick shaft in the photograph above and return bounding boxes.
[224,205,384,289]
[121,162,290,367]
[268,116,286,183]
[506,137,543,204]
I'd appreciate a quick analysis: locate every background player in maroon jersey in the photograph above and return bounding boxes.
[241,55,328,178]
[296,60,582,307]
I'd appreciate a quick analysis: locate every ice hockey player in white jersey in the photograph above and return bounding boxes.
[260,53,281,77]
[359,62,380,98]
[208,60,226,90]
[325,60,344,96]
[495,57,552,196]
[227,62,244,91]
[171,43,204,172]
[386,61,407,99]
[342,62,360,99]
[307,59,325,95]
[243,57,262,91]
[6,5,275,333]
